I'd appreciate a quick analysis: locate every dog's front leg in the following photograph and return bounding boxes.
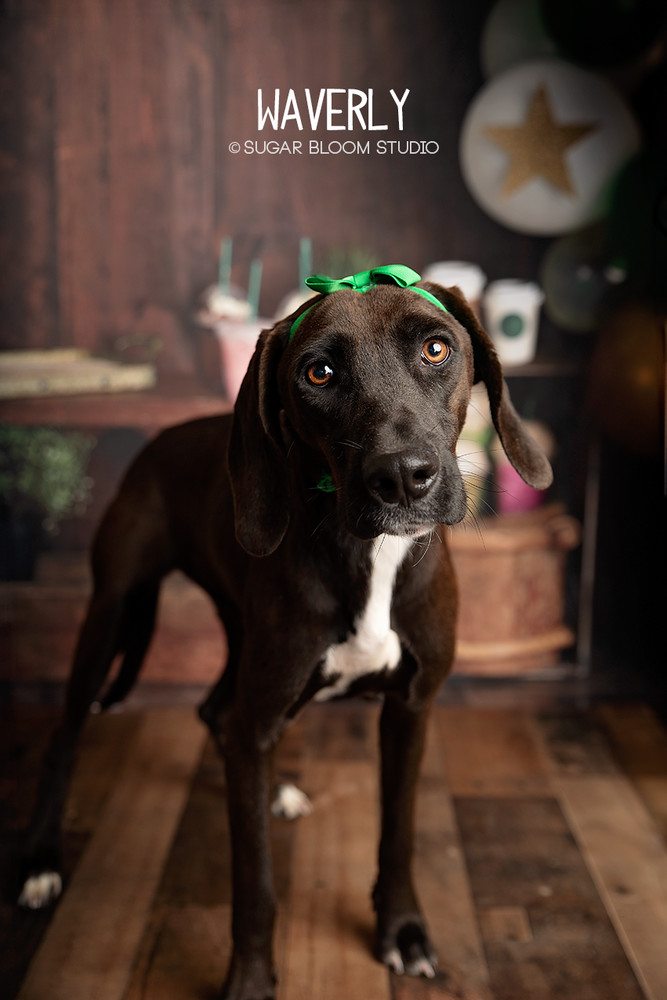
[373,693,438,979]
[220,710,278,1000]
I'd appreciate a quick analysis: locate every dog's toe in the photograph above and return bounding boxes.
[380,919,438,979]
[270,783,313,820]
[383,946,405,975]
[18,871,63,909]
[405,952,437,978]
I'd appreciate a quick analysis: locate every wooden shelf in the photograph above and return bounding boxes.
[0,376,232,434]
[502,359,582,378]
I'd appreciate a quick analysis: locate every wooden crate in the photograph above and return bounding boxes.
[450,504,580,676]
[1,506,580,688]
[0,556,223,687]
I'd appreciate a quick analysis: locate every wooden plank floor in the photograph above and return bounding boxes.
[2,699,667,1000]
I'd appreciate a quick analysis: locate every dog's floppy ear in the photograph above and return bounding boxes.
[423,282,553,490]
[227,320,291,556]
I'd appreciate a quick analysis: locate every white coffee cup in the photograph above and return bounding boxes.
[422,261,487,315]
[482,280,544,366]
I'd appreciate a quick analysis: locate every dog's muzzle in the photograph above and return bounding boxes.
[363,447,440,507]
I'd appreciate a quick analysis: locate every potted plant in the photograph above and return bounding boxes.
[0,426,94,580]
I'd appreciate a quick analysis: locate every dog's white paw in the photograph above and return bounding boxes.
[383,944,437,978]
[18,871,63,909]
[271,783,313,820]
[380,918,438,979]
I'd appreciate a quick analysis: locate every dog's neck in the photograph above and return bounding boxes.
[314,533,412,701]
[288,453,427,626]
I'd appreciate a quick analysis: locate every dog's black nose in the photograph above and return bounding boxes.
[364,449,440,505]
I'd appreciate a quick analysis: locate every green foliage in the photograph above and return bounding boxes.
[0,426,94,529]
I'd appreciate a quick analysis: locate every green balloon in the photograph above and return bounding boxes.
[540,224,627,332]
[481,0,556,78]
[608,150,667,300]
[540,0,665,68]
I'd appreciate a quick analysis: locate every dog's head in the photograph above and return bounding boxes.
[228,276,553,556]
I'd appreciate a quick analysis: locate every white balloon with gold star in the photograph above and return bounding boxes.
[459,59,641,235]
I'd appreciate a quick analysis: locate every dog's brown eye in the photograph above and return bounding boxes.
[307,361,334,386]
[422,338,450,366]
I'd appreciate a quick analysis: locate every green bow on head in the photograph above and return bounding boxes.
[306,263,420,294]
[289,263,447,339]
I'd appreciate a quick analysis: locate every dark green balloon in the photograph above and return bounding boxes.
[539,0,665,68]
[540,224,627,332]
[608,150,667,304]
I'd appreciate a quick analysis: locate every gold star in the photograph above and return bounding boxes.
[483,85,599,199]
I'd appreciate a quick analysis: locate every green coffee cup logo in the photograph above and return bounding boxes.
[500,313,525,338]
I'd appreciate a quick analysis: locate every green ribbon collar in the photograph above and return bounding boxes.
[289,263,447,339]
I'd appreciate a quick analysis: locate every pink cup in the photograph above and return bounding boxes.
[496,463,543,514]
[215,319,268,401]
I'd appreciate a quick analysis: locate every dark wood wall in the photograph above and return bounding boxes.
[0,0,553,376]
[1,0,226,373]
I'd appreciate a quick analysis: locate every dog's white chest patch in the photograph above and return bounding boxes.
[315,535,411,701]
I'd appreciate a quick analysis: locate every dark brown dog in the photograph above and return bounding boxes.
[19,279,552,999]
